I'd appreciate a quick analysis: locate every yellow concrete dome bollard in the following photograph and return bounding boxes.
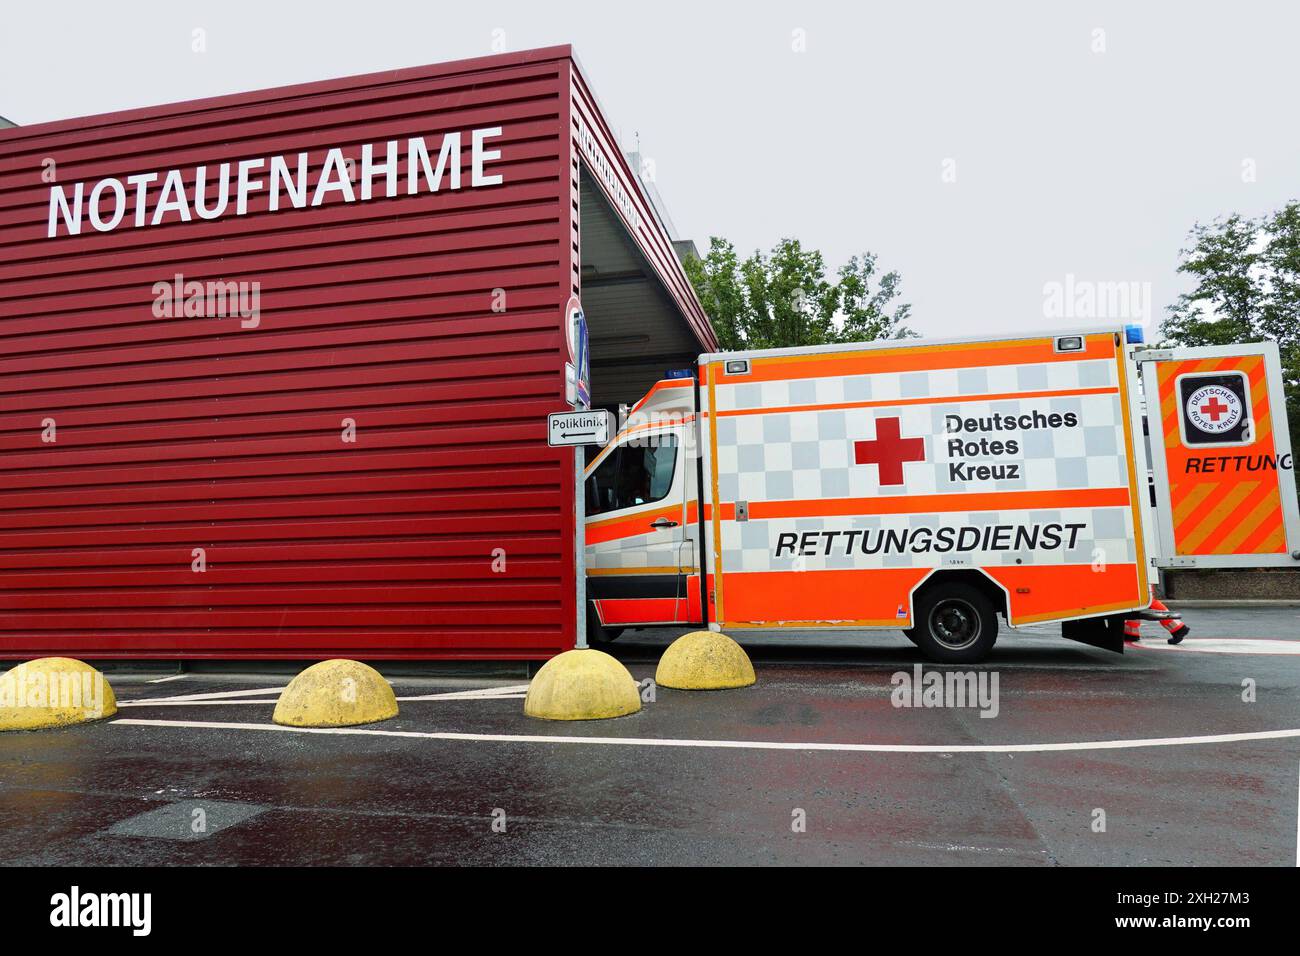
[524,648,641,721]
[0,657,118,731]
[273,659,398,728]
[655,630,756,690]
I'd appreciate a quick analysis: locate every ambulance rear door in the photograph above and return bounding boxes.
[1138,341,1300,568]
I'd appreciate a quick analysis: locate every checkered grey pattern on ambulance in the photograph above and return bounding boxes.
[711,356,1133,572]
[589,531,671,569]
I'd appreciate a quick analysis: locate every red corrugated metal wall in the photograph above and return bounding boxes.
[0,48,580,659]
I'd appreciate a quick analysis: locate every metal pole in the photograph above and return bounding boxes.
[574,445,588,649]
[693,371,710,628]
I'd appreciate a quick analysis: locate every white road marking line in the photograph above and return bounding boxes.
[118,686,528,707]
[450,684,532,697]
[146,674,190,684]
[398,686,531,701]
[119,695,526,707]
[899,840,1042,855]
[396,695,526,702]
[118,699,282,707]
[120,686,288,704]
[1132,638,1300,655]
[111,718,1300,754]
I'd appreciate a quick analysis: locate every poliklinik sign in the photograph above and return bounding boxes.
[45,126,506,239]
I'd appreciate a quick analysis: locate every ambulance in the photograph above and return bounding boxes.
[583,327,1300,662]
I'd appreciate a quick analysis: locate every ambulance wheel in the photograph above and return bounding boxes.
[913,583,998,664]
[586,603,623,644]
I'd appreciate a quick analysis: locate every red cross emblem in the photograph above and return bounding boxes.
[1199,396,1229,421]
[854,416,926,485]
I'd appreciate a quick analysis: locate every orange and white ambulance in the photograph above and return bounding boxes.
[583,327,1299,662]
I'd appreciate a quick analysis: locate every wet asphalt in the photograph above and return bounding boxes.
[2,606,1298,866]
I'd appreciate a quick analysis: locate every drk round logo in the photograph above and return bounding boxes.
[1185,383,1243,434]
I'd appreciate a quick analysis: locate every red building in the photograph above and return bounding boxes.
[0,46,716,660]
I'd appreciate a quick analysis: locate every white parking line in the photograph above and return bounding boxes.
[399,685,531,701]
[119,695,526,708]
[1132,639,1300,655]
[146,674,190,684]
[121,686,289,704]
[397,694,526,701]
[118,684,529,707]
[111,717,1300,754]
[118,699,282,707]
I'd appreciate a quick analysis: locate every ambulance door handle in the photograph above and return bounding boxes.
[650,518,678,529]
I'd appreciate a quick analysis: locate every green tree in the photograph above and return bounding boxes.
[837,252,914,343]
[1160,201,1300,457]
[683,236,746,351]
[684,237,914,351]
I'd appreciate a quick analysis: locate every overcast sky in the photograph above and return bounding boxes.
[4,1,1296,338]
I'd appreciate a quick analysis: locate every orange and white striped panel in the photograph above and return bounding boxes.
[1156,354,1287,556]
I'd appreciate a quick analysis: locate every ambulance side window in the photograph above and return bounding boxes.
[586,435,678,516]
[587,450,623,514]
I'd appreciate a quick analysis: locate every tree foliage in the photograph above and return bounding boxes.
[684,237,914,351]
[1160,201,1300,456]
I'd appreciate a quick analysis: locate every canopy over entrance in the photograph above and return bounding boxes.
[580,170,704,407]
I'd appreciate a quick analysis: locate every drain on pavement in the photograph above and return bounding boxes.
[106,800,266,841]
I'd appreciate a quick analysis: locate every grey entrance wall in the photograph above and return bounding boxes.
[1164,568,1300,601]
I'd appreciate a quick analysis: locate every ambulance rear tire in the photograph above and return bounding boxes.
[913,584,998,664]
[586,603,623,644]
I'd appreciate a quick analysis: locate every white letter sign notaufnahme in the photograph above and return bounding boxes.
[46,127,506,239]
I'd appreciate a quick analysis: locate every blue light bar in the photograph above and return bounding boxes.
[1124,324,1145,344]
[665,368,693,379]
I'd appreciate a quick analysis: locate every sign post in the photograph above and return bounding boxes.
[562,296,595,648]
